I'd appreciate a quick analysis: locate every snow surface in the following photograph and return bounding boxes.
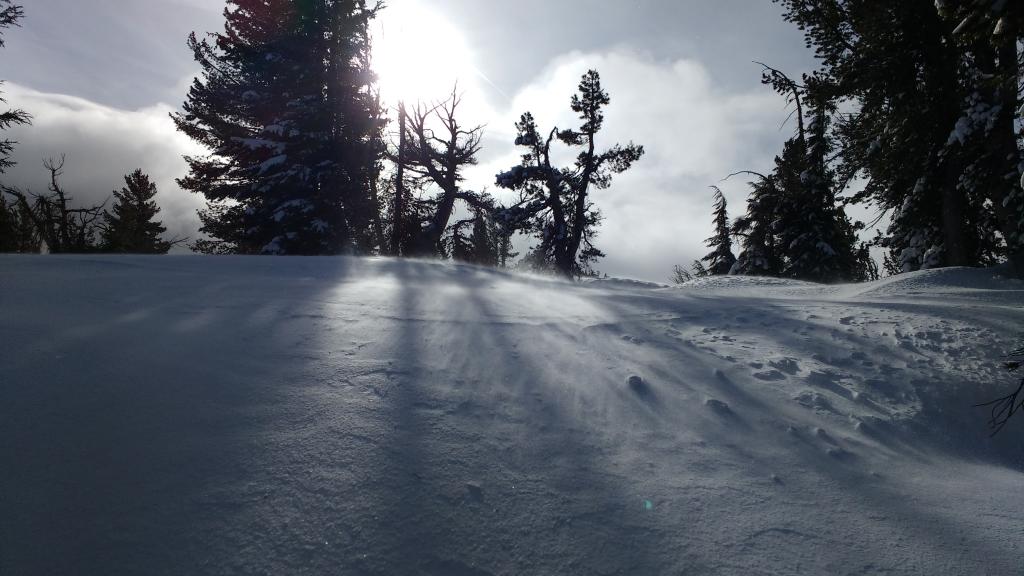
[2,255,1024,575]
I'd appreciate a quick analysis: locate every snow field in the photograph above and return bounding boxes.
[2,255,1023,575]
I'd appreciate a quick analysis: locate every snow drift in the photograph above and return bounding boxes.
[2,255,1023,575]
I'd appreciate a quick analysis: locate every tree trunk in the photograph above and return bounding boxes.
[940,170,969,267]
[391,103,406,257]
[979,19,1023,276]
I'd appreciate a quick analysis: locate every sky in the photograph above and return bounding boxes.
[0,0,825,282]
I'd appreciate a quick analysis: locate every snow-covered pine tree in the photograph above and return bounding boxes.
[728,94,868,282]
[174,0,383,255]
[935,0,1023,274]
[774,0,1011,273]
[101,170,172,254]
[324,0,386,252]
[730,172,783,277]
[491,210,518,268]
[469,210,499,267]
[776,92,865,282]
[700,186,736,275]
[495,70,644,278]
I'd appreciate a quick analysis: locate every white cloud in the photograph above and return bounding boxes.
[3,83,205,248]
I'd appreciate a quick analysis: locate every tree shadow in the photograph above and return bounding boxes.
[0,254,364,575]
[4,255,1023,575]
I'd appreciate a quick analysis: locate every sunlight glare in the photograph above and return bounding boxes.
[372,2,478,105]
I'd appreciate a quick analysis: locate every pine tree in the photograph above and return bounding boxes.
[0,0,27,176]
[671,264,694,285]
[492,213,518,268]
[173,0,383,255]
[496,70,644,278]
[936,0,1023,274]
[448,219,473,262]
[775,0,1021,274]
[670,261,709,284]
[700,186,736,275]
[324,0,386,252]
[732,65,873,283]
[0,1,33,253]
[730,173,783,277]
[446,210,500,267]
[0,193,40,253]
[101,170,172,254]
[469,210,498,266]
[780,101,865,282]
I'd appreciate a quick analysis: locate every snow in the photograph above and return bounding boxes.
[258,154,287,175]
[260,236,284,254]
[993,16,1008,36]
[953,15,973,37]
[272,199,314,222]
[2,255,1024,575]
[232,137,286,154]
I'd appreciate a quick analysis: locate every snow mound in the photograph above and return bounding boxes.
[845,265,1024,300]
[2,255,1023,575]
[582,276,669,290]
[675,273,824,295]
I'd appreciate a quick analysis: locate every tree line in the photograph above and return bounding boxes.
[0,2,178,255]
[680,0,1022,284]
[171,0,643,278]
[0,0,1021,283]
[0,0,643,273]
[0,0,646,278]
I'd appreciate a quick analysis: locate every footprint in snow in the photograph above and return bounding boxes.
[806,371,853,400]
[794,390,836,413]
[465,482,484,501]
[814,427,837,444]
[769,358,800,375]
[705,398,733,416]
[754,370,787,381]
[627,375,652,397]
[827,447,854,459]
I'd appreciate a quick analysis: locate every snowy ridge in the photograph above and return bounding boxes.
[2,255,1023,575]
[674,273,823,295]
[842,265,1024,301]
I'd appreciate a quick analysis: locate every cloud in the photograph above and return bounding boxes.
[465,49,790,282]
[2,83,205,249]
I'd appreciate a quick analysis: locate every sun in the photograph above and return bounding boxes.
[371,2,478,105]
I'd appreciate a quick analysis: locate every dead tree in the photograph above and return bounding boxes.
[2,156,107,253]
[395,87,491,256]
